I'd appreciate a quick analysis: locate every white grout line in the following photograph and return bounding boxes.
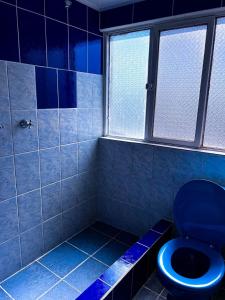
[0,286,15,300]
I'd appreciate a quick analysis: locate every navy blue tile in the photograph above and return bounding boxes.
[18,9,46,66]
[43,215,62,252]
[0,288,11,300]
[152,219,172,234]
[46,19,68,69]
[40,147,60,186]
[138,230,161,248]
[36,67,58,109]
[69,1,87,29]
[18,189,42,232]
[173,0,221,15]
[68,227,109,255]
[91,221,120,237]
[69,27,87,72]
[94,240,128,266]
[0,156,16,201]
[18,0,44,14]
[0,237,21,281]
[65,258,107,292]
[121,243,148,264]
[40,281,80,300]
[42,182,61,221]
[58,70,77,108]
[20,225,44,266]
[133,0,173,23]
[39,243,88,277]
[2,262,59,300]
[100,258,131,286]
[88,34,102,75]
[76,279,111,300]
[45,0,67,23]
[0,2,19,62]
[100,5,133,29]
[3,0,16,3]
[88,7,100,35]
[116,231,139,246]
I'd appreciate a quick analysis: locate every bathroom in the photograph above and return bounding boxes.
[1,0,225,299]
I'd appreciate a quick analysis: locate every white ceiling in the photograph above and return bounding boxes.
[78,0,142,11]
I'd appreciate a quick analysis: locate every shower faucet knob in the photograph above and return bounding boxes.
[19,119,33,129]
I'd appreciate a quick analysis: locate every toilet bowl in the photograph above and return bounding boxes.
[157,180,225,300]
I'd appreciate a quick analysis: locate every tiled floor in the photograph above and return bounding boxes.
[0,222,137,300]
[133,272,225,300]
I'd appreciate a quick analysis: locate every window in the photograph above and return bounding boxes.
[106,15,225,151]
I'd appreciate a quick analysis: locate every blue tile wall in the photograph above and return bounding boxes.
[0,0,102,282]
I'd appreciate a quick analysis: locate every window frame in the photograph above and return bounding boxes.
[103,9,225,151]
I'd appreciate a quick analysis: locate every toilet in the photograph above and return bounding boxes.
[157,180,225,300]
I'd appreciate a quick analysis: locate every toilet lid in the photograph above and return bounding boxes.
[174,180,225,249]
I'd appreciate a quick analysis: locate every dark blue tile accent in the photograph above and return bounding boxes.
[121,243,148,265]
[40,281,80,300]
[88,8,100,35]
[46,19,68,69]
[65,258,107,292]
[94,240,128,266]
[69,27,87,72]
[45,0,67,23]
[18,9,46,66]
[18,0,44,14]
[138,230,161,248]
[76,279,111,300]
[116,231,139,246]
[91,221,120,237]
[68,228,109,255]
[36,67,58,109]
[39,243,88,277]
[2,262,59,299]
[88,34,102,74]
[68,1,87,29]
[3,0,16,3]
[133,0,173,23]
[100,5,133,29]
[58,70,77,108]
[173,0,221,15]
[0,2,19,62]
[0,198,18,244]
[100,258,131,286]
[152,219,172,234]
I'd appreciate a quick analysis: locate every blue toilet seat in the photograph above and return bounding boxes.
[158,238,225,291]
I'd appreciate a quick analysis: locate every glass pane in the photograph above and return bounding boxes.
[108,30,150,139]
[153,25,207,142]
[204,18,225,149]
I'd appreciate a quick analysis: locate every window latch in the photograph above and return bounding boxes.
[145,83,154,91]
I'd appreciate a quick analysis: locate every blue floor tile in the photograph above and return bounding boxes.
[116,230,139,246]
[40,281,80,300]
[145,273,164,294]
[93,240,128,266]
[91,221,120,237]
[65,257,107,292]
[38,243,88,277]
[1,262,59,300]
[0,288,11,300]
[68,228,109,255]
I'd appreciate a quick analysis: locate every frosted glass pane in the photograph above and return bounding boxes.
[108,30,150,139]
[204,18,225,149]
[153,26,207,142]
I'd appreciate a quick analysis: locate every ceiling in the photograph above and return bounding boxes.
[78,0,142,11]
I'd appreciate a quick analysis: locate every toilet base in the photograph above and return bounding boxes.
[167,293,211,300]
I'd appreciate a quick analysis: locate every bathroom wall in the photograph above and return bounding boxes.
[0,0,103,280]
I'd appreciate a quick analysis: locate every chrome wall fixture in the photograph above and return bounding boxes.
[19,120,33,129]
[65,0,72,8]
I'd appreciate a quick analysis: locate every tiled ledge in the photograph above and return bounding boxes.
[77,219,173,300]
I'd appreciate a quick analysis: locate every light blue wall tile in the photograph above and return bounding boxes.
[0,111,13,156]
[77,171,96,203]
[78,140,98,173]
[42,182,61,221]
[61,176,78,211]
[92,74,103,108]
[38,109,59,149]
[0,156,16,201]
[15,151,40,195]
[0,288,11,300]
[0,61,9,111]
[76,72,92,108]
[18,189,42,232]
[43,215,62,252]
[59,109,77,145]
[8,62,37,110]
[61,143,78,179]
[40,147,60,186]
[92,108,103,139]
[77,109,92,141]
[0,237,21,281]
[11,110,38,154]
[0,197,19,244]
[20,224,44,266]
